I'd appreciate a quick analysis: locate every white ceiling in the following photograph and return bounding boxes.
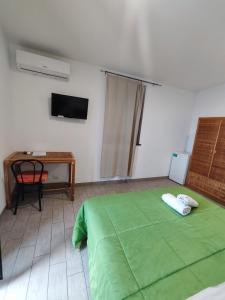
[1,0,225,91]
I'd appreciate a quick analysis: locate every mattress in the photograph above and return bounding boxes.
[72,186,225,299]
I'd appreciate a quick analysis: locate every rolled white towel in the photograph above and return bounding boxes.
[161,193,191,216]
[177,194,199,208]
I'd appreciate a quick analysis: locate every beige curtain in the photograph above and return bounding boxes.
[100,74,146,178]
[128,83,146,176]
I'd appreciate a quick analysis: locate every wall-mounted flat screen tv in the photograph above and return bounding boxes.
[51,93,89,119]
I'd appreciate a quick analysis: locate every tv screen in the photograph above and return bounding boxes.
[51,93,89,119]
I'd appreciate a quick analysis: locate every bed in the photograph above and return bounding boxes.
[72,186,225,299]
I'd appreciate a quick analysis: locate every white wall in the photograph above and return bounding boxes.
[188,84,225,152]
[10,60,106,183]
[10,52,195,183]
[0,28,11,213]
[133,85,195,178]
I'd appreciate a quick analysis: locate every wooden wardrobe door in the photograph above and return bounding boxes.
[189,118,221,176]
[209,119,225,183]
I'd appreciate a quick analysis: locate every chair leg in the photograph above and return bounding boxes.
[14,188,20,215]
[38,186,42,212]
[22,186,25,202]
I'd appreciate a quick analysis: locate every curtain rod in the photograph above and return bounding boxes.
[100,70,162,86]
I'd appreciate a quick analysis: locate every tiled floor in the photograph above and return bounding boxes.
[0,178,177,300]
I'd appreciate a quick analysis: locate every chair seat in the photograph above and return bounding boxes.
[16,171,48,183]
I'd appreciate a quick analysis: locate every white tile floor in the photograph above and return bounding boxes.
[0,178,177,300]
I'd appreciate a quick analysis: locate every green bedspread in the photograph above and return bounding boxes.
[72,186,225,300]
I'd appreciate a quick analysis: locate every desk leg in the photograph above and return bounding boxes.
[0,240,3,280]
[70,162,75,201]
[69,163,72,186]
[71,162,75,201]
[3,161,12,209]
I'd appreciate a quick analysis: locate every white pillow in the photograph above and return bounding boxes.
[177,194,199,208]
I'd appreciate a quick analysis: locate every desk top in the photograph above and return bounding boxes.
[4,152,75,163]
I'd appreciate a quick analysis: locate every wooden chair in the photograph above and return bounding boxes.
[11,159,48,215]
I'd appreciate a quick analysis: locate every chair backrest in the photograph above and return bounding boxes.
[11,159,44,184]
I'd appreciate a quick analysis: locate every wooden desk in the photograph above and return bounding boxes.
[3,152,75,208]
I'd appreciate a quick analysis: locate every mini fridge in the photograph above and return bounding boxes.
[169,152,190,185]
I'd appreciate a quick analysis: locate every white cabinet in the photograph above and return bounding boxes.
[169,152,190,185]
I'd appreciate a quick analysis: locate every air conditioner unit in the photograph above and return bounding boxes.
[16,50,70,80]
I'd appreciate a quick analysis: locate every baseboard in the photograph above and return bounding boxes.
[75,176,169,186]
